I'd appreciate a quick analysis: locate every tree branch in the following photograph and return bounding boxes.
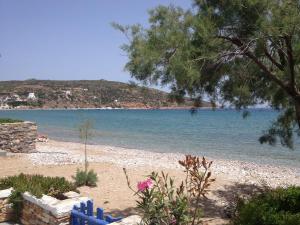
[284,36,297,92]
[217,36,289,91]
[263,46,284,71]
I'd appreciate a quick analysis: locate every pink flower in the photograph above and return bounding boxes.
[137,178,153,191]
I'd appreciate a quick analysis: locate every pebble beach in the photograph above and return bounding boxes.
[30,140,300,188]
[1,140,300,225]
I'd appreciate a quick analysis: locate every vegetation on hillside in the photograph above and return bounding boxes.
[0,79,210,109]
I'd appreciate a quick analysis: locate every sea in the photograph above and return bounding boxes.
[1,109,299,168]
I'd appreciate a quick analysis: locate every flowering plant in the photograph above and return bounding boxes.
[123,155,215,225]
[137,178,153,192]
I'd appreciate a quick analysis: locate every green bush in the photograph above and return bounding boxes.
[0,173,77,221]
[232,186,300,225]
[0,118,23,124]
[72,169,98,187]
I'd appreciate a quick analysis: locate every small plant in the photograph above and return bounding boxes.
[0,173,77,221]
[79,119,93,173]
[0,118,23,124]
[123,155,215,225]
[73,119,98,187]
[231,186,300,225]
[72,169,98,187]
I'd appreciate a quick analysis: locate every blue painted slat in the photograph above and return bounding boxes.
[71,201,122,225]
[96,208,104,220]
[71,210,79,225]
[87,200,93,216]
[80,202,86,225]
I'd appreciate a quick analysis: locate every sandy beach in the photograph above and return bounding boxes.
[1,140,300,225]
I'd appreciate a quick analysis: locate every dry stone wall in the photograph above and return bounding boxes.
[0,188,14,223]
[20,192,90,225]
[0,121,37,153]
[0,188,141,225]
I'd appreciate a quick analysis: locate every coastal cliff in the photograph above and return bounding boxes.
[0,79,211,109]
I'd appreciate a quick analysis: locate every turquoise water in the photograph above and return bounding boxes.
[1,109,299,168]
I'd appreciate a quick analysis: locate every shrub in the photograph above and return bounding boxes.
[124,155,215,225]
[231,186,300,225]
[0,118,23,124]
[0,173,77,221]
[72,169,98,187]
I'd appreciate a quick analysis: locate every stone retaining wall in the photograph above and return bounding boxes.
[0,188,141,225]
[0,121,37,153]
[0,188,14,223]
[20,192,90,225]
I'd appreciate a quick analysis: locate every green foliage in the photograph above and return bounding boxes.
[0,173,77,221]
[0,118,23,123]
[232,186,300,225]
[72,169,98,187]
[7,101,28,108]
[137,172,191,225]
[123,155,215,225]
[115,0,300,148]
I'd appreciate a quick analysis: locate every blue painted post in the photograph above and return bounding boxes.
[71,210,78,225]
[96,208,104,220]
[87,200,93,216]
[80,202,86,225]
[72,206,79,225]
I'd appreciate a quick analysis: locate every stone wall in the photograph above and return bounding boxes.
[0,121,37,153]
[0,188,141,225]
[21,192,90,225]
[0,188,14,223]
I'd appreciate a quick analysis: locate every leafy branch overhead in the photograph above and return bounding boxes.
[114,0,300,148]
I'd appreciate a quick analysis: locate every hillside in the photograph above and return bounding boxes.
[0,79,211,109]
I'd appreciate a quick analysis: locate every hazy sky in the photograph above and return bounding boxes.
[0,0,191,85]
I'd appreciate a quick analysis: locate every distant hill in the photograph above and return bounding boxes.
[0,79,211,109]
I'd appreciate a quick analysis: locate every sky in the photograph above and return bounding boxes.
[0,0,191,85]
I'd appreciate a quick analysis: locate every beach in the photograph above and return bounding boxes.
[1,140,299,225]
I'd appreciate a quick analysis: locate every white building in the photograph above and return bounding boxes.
[27,92,36,100]
[0,103,10,109]
[64,90,72,99]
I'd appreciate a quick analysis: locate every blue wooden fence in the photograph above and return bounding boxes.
[71,200,122,225]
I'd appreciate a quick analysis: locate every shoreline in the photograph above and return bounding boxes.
[46,137,300,170]
[29,140,300,188]
[0,106,214,111]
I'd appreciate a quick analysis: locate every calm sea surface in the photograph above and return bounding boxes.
[1,109,299,168]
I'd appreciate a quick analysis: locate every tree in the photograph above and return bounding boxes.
[79,119,93,173]
[73,119,98,187]
[113,0,300,149]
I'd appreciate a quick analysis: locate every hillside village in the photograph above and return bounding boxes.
[0,79,207,109]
